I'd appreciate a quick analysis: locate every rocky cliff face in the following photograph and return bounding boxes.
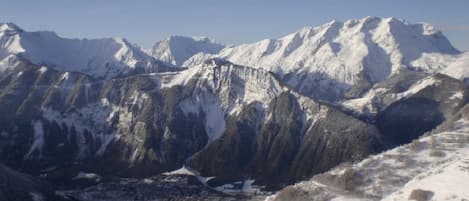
[0,60,209,177]
[190,91,382,187]
[0,59,389,186]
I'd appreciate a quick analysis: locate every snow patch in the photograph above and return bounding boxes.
[25,121,45,158]
[160,67,200,88]
[142,178,154,184]
[73,172,101,181]
[202,98,226,143]
[442,52,469,80]
[397,76,440,98]
[29,192,44,201]
[38,66,47,74]
[449,91,463,100]
[163,166,197,176]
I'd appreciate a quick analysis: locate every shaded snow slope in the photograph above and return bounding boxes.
[0,22,167,79]
[147,35,224,66]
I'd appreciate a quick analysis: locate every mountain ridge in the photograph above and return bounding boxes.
[0,22,176,79]
[183,16,461,101]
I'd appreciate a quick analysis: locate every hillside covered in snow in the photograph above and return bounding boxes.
[267,105,469,201]
[0,23,174,79]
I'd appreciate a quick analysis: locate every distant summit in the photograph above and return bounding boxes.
[147,35,224,66]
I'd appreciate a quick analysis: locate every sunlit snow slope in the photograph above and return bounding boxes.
[185,17,460,100]
[0,23,166,79]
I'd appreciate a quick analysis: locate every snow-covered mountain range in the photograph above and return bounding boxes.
[0,16,467,201]
[184,17,462,100]
[0,23,174,79]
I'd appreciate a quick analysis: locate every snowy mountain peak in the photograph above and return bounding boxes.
[148,35,224,66]
[0,23,170,79]
[184,16,460,100]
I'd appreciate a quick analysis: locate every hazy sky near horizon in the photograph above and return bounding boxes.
[1,0,468,50]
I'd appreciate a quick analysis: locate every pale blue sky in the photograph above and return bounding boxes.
[0,0,468,50]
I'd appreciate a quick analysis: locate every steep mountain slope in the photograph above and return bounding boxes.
[0,23,173,79]
[189,82,382,186]
[147,35,224,66]
[0,58,384,186]
[185,17,460,101]
[267,104,469,201]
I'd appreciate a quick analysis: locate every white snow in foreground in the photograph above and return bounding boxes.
[383,154,469,200]
[267,118,469,201]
